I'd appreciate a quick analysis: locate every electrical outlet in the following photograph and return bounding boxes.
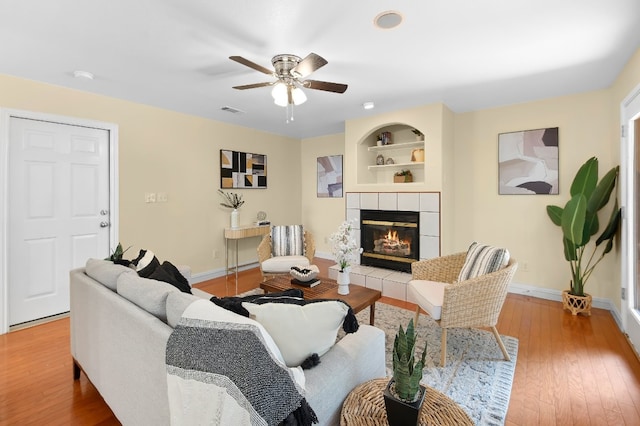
[212,250,218,259]
[157,192,168,202]
[145,192,156,203]
[521,262,529,272]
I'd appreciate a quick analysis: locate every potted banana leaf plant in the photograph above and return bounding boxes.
[546,156,621,316]
[383,319,427,426]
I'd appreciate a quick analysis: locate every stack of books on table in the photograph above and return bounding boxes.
[290,278,321,288]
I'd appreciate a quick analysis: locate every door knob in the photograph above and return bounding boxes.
[100,210,109,216]
[100,222,110,228]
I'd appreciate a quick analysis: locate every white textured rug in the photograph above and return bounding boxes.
[355,302,518,426]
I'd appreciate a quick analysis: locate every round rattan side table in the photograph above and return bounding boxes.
[340,378,473,426]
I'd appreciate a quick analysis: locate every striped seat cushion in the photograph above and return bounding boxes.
[457,242,510,281]
[271,225,305,257]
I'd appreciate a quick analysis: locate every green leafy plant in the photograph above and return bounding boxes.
[546,157,621,297]
[218,189,244,209]
[394,169,412,177]
[391,319,427,403]
[105,243,131,262]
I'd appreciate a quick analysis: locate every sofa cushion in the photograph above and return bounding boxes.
[85,258,136,291]
[116,272,180,323]
[242,298,351,367]
[408,279,448,320]
[261,255,310,273]
[271,225,305,257]
[166,291,202,328]
[457,242,510,281]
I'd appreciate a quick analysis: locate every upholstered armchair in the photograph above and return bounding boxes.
[408,249,518,366]
[257,226,315,281]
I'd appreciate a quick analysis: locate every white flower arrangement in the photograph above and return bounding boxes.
[329,220,363,272]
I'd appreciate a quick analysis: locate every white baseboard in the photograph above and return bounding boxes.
[189,261,260,284]
[509,281,623,329]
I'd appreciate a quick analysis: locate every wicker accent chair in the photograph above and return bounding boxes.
[409,252,518,366]
[257,231,315,281]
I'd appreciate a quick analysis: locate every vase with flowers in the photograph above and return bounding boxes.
[218,189,245,228]
[329,220,362,295]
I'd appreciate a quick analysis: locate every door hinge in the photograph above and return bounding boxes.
[622,287,627,300]
[622,124,627,138]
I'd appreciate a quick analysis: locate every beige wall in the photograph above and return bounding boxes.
[300,133,345,256]
[0,74,302,274]
[3,46,639,298]
[453,90,616,300]
[305,48,640,309]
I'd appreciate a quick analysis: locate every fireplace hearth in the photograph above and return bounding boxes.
[360,209,419,273]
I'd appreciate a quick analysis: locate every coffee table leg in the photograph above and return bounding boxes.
[369,303,375,325]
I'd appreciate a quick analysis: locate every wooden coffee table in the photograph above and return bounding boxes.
[260,276,382,325]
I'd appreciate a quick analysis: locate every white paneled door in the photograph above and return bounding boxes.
[8,117,111,326]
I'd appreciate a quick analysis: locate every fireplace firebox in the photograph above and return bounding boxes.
[360,209,419,273]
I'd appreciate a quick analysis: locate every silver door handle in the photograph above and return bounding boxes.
[100,210,109,216]
[100,222,110,228]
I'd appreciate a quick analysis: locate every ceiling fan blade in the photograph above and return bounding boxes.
[229,56,274,76]
[303,79,348,93]
[232,82,274,90]
[291,53,327,78]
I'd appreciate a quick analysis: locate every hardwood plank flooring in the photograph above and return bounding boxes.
[1,259,639,425]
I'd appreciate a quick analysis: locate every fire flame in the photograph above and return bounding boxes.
[386,230,398,241]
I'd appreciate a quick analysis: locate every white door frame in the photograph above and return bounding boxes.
[620,83,640,352]
[0,108,119,334]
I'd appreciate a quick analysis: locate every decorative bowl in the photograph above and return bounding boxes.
[289,265,319,282]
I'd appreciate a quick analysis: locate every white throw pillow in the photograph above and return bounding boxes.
[242,299,349,367]
[457,242,510,281]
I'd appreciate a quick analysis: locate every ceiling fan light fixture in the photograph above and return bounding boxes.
[291,87,307,105]
[272,82,288,106]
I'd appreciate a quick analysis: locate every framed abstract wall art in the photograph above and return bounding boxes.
[317,155,343,197]
[498,127,558,195]
[220,149,267,189]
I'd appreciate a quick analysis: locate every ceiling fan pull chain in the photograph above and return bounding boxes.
[286,103,294,123]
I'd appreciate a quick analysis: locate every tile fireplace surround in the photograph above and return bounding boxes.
[328,192,440,302]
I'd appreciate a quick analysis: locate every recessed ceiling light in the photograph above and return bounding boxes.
[363,102,375,110]
[374,11,403,30]
[73,70,94,80]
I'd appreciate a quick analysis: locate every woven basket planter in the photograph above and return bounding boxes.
[562,290,592,316]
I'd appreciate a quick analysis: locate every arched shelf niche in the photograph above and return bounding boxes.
[357,122,425,185]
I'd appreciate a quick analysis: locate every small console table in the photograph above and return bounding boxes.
[224,225,270,294]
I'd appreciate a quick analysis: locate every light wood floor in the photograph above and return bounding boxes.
[1,259,639,425]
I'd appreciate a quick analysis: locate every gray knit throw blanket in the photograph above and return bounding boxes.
[166,299,317,426]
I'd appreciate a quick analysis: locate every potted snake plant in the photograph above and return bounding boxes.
[546,156,621,315]
[383,319,427,426]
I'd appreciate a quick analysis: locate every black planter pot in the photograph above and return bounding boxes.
[383,379,426,426]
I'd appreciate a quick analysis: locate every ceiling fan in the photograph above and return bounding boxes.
[229,53,348,107]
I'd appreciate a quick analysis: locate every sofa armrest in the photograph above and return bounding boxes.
[304,325,386,425]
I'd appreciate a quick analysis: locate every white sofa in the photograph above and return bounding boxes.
[70,259,386,425]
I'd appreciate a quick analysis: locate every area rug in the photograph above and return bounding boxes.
[354,302,518,426]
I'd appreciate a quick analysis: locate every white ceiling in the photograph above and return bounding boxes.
[1,0,639,139]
